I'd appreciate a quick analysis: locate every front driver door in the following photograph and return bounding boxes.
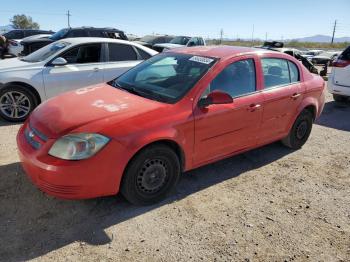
[193,57,264,166]
[42,43,104,99]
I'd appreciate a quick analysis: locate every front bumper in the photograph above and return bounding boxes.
[16,122,128,199]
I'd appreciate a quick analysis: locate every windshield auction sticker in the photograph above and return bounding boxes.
[189,56,214,64]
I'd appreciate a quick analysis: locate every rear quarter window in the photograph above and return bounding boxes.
[108,43,137,61]
[288,61,300,83]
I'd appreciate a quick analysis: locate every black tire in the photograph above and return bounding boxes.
[282,110,313,149]
[333,94,347,103]
[121,144,181,205]
[0,85,37,122]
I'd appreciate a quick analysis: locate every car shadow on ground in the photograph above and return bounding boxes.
[315,100,350,132]
[0,142,294,261]
[0,119,22,127]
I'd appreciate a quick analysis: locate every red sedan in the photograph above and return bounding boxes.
[17,46,325,205]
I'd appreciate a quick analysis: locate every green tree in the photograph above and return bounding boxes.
[10,14,40,29]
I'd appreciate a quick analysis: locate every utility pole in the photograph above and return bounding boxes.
[66,10,71,28]
[331,20,337,44]
[265,32,268,41]
[251,24,254,46]
[220,28,224,44]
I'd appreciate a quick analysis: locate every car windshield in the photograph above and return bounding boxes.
[49,28,69,41]
[170,36,190,45]
[20,41,71,62]
[140,35,159,43]
[110,53,217,103]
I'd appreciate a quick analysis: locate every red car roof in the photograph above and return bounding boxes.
[171,45,270,59]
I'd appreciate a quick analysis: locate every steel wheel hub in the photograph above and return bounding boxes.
[137,159,168,193]
[296,120,308,139]
[0,91,31,119]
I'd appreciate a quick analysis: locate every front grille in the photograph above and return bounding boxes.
[24,124,48,149]
[29,123,48,142]
[38,178,81,197]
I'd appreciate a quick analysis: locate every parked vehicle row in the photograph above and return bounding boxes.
[16,46,326,204]
[2,28,206,58]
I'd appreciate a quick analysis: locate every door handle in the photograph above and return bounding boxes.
[93,67,100,72]
[247,104,261,112]
[291,93,301,99]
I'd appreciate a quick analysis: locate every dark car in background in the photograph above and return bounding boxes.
[3,29,54,40]
[20,27,128,55]
[134,35,174,49]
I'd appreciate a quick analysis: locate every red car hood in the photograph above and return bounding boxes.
[29,83,164,138]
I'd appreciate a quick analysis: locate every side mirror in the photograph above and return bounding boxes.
[51,57,67,66]
[198,90,233,108]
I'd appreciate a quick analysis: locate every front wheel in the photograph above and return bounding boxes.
[0,85,36,122]
[282,110,313,149]
[121,145,181,205]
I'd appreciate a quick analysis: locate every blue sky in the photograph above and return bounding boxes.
[1,0,349,39]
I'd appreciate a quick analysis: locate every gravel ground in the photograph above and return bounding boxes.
[0,90,349,262]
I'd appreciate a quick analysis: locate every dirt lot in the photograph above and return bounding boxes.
[0,91,349,262]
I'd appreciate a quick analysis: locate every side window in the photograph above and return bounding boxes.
[67,30,88,37]
[108,43,137,61]
[199,38,204,46]
[89,30,104,37]
[8,31,24,39]
[61,44,101,64]
[261,58,290,88]
[26,30,38,37]
[207,59,256,97]
[157,37,165,43]
[135,47,151,60]
[188,38,199,47]
[288,61,300,83]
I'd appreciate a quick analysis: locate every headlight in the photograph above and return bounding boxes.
[48,133,110,160]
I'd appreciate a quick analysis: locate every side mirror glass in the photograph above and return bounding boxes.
[198,90,233,108]
[51,57,67,66]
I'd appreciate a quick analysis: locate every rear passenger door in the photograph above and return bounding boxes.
[259,57,304,144]
[102,43,144,82]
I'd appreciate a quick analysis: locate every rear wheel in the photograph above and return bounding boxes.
[121,144,181,205]
[333,94,347,103]
[0,85,37,122]
[282,110,313,149]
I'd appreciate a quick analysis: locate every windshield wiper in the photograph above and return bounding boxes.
[113,81,168,102]
[113,81,149,98]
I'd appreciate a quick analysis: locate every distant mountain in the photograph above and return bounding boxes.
[291,35,350,43]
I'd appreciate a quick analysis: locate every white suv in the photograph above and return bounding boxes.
[328,46,350,102]
[0,38,157,121]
